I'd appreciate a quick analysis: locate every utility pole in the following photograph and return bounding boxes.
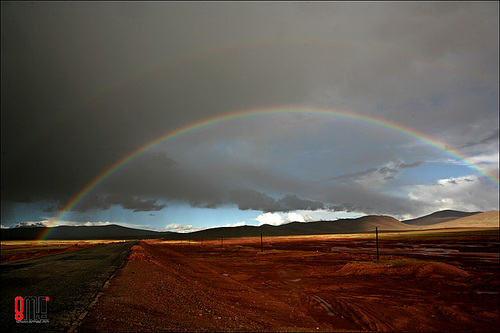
[376,227,379,261]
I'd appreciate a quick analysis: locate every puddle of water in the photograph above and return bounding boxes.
[331,244,497,261]
[476,291,498,295]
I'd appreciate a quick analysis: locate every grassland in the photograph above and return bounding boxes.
[0,239,124,263]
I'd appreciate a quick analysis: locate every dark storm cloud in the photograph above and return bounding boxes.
[331,161,424,182]
[460,129,499,149]
[318,183,431,218]
[1,2,498,221]
[108,195,167,212]
[276,194,325,212]
[54,194,167,213]
[42,206,58,213]
[100,195,167,212]
[399,161,425,169]
[229,189,277,212]
[378,161,425,180]
[72,151,228,212]
[229,189,324,213]
[331,168,378,181]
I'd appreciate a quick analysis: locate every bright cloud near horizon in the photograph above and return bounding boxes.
[1,2,498,232]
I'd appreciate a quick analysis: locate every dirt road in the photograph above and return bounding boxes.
[1,241,137,332]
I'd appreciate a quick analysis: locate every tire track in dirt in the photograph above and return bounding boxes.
[310,296,338,316]
[144,241,327,330]
[306,293,397,332]
[334,296,396,332]
[298,293,360,332]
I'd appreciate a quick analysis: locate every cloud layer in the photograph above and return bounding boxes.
[1,2,498,226]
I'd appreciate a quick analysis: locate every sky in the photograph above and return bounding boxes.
[1,2,498,233]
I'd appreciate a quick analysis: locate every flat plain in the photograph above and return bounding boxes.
[76,228,499,332]
[1,240,124,263]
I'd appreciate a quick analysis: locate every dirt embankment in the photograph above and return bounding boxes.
[78,236,499,332]
[335,260,470,278]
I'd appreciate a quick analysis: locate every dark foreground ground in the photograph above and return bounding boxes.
[77,229,499,332]
[1,241,137,332]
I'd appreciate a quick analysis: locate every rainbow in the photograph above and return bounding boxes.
[37,106,499,240]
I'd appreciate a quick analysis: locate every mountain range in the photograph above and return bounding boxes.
[1,210,498,240]
[402,209,482,226]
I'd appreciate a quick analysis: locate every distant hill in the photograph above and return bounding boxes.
[403,210,482,226]
[418,210,499,229]
[2,211,498,241]
[180,215,416,239]
[0,224,174,240]
[2,215,412,240]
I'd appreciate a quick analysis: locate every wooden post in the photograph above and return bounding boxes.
[376,227,379,261]
[261,234,263,252]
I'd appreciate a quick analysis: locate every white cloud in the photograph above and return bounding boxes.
[83,221,113,227]
[163,221,247,233]
[208,221,247,229]
[468,152,499,167]
[287,212,312,222]
[300,209,366,221]
[16,220,118,228]
[225,221,247,227]
[164,223,207,233]
[8,219,155,229]
[254,209,370,226]
[255,212,285,226]
[351,161,417,188]
[408,175,499,212]
[444,152,499,170]
[254,211,315,226]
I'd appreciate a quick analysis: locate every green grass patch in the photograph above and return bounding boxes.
[350,258,434,266]
[233,245,257,251]
[244,261,260,266]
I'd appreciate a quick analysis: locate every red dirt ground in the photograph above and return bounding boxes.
[78,232,499,332]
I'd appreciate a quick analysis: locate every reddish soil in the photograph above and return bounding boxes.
[78,234,499,332]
